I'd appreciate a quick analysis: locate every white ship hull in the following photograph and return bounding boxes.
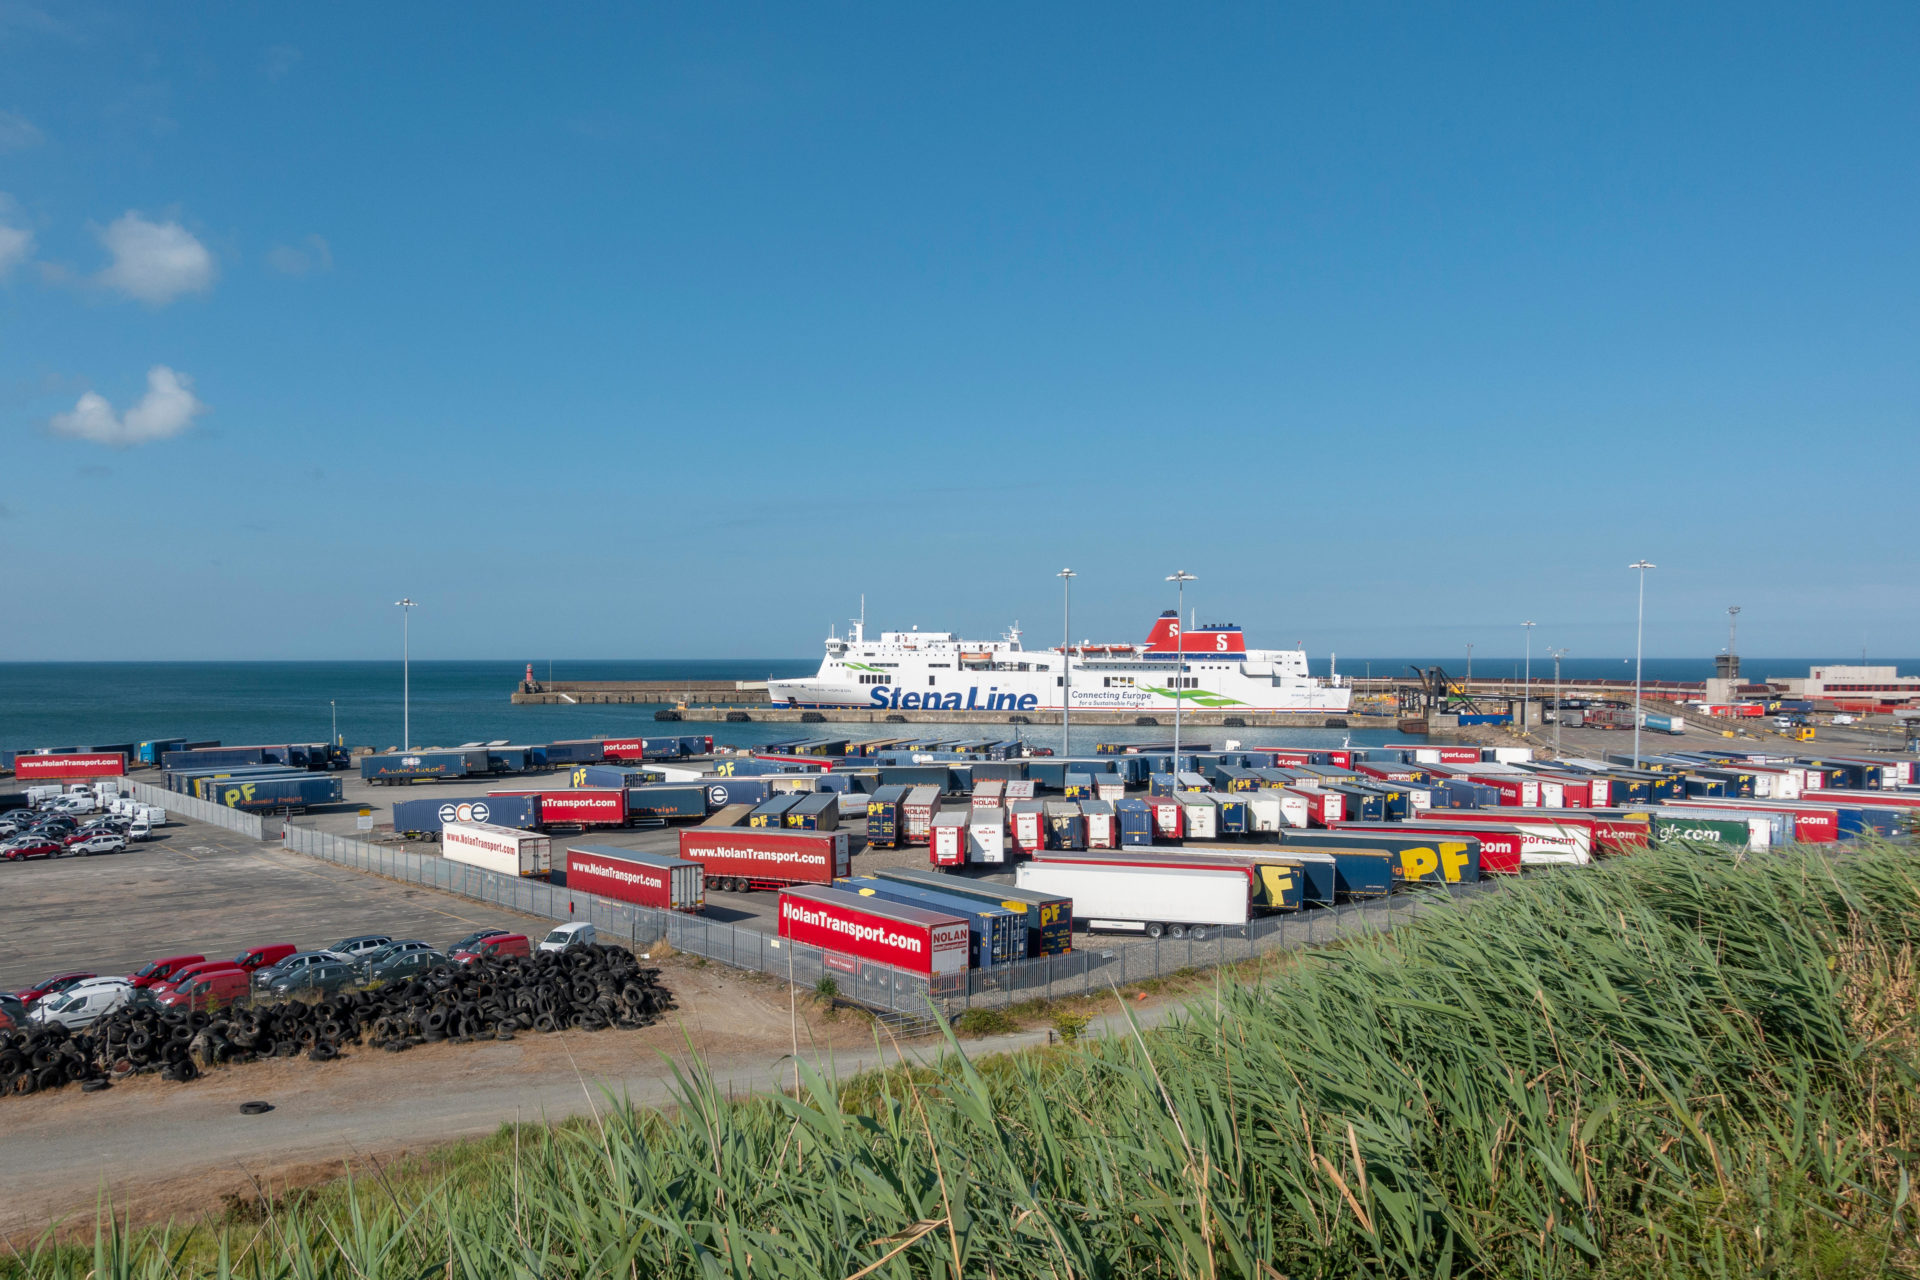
[767,611,1351,714]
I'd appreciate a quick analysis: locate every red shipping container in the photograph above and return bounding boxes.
[566,845,705,912]
[1008,801,1047,853]
[490,788,626,827]
[678,827,850,890]
[1280,785,1343,826]
[601,738,646,762]
[1674,800,1838,843]
[777,885,970,977]
[14,752,126,779]
[929,812,968,867]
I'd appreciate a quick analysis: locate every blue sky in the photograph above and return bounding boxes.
[1,4,1914,663]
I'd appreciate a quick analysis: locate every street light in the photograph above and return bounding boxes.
[1466,643,1473,686]
[1057,568,1076,756]
[395,597,417,750]
[1522,621,1536,733]
[1549,648,1568,759]
[1628,562,1656,766]
[1167,571,1196,766]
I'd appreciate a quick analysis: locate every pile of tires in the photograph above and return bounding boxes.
[0,945,674,1100]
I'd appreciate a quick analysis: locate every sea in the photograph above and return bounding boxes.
[0,657,1903,759]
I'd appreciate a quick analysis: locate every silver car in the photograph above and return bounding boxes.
[69,833,127,856]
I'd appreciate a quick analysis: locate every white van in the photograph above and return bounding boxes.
[538,922,597,954]
[30,978,137,1029]
[128,819,154,841]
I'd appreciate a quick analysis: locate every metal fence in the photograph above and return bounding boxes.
[124,778,268,841]
[282,823,1510,1019]
[944,881,1504,1008]
[282,825,936,1019]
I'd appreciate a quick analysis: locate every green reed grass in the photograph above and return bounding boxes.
[9,839,1918,1279]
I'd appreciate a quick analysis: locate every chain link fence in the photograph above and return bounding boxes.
[283,825,935,1019]
[124,779,269,841]
[283,824,1512,1019]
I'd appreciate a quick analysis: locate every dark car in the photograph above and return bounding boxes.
[252,949,351,989]
[262,959,357,996]
[0,993,28,1030]
[446,928,509,956]
[360,941,448,981]
[330,934,395,959]
[16,971,97,1006]
[2,837,63,861]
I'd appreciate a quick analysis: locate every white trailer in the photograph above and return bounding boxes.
[1015,861,1249,940]
[966,807,1007,864]
[443,820,553,877]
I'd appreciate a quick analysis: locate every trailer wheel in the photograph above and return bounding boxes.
[1188,925,1208,941]
[1168,924,1188,940]
[1146,922,1165,939]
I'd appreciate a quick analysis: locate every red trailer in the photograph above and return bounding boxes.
[566,845,705,912]
[1668,799,1839,843]
[490,788,627,828]
[13,752,126,780]
[929,811,967,867]
[1146,797,1185,840]
[1008,800,1046,854]
[1281,785,1343,826]
[678,827,851,892]
[777,885,970,978]
[903,785,941,845]
[601,738,647,763]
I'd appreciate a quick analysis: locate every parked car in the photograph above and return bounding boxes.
[16,971,97,1007]
[538,922,598,954]
[154,966,253,1011]
[128,819,154,841]
[128,954,206,989]
[446,928,510,956]
[451,933,529,965]
[232,943,297,972]
[29,978,137,1029]
[67,832,127,856]
[330,934,395,959]
[261,958,357,996]
[150,959,247,996]
[359,941,448,981]
[252,950,352,989]
[2,837,63,861]
[0,993,26,1030]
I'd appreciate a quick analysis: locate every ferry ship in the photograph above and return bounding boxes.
[767,612,1352,714]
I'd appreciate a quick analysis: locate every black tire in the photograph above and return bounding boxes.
[1168,924,1188,940]
[1145,922,1165,939]
[1189,925,1209,941]
[239,1100,274,1114]
[81,1078,111,1093]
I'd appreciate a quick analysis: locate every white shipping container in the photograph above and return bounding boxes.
[1178,794,1218,839]
[930,811,969,867]
[1093,777,1126,802]
[1244,791,1283,833]
[1015,861,1249,936]
[1488,747,1534,763]
[967,806,1007,864]
[443,820,552,877]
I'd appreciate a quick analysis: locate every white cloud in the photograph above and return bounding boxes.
[0,220,29,274]
[51,365,206,446]
[94,211,215,303]
[0,109,42,149]
[267,233,332,276]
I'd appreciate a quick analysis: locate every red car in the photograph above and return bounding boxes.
[233,943,297,972]
[150,959,246,996]
[2,838,63,861]
[451,934,529,965]
[129,954,206,989]
[154,966,252,1011]
[16,971,96,1007]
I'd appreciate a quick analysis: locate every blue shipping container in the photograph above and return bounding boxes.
[392,795,541,834]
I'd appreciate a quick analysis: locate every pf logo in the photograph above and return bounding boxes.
[438,802,490,824]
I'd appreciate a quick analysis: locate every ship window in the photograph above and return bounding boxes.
[929,676,937,686]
